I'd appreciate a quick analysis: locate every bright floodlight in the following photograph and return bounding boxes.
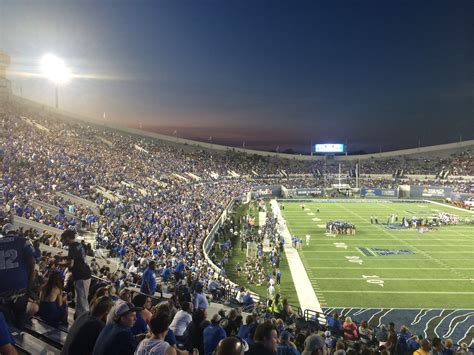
[40,54,72,85]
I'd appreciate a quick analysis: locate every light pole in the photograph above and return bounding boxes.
[40,54,72,109]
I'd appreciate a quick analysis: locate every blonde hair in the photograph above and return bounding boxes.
[345,316,352,324]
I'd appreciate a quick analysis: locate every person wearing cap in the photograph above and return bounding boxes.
[92,300,141,355]
[0,223,36,328]
[301,334,326,355]
[202,313,226,355]
[61,296,113,355]
[277,330,300,355]
[247,321,278,355]
[323,331,336,350]
[215,336,249,355]
[61,229,91,318]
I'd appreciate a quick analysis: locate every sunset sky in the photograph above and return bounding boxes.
[2,0,473,153]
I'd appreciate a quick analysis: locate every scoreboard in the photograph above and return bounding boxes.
[314,143,345,153]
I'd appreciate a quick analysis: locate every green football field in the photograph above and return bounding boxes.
[281,200,474,309]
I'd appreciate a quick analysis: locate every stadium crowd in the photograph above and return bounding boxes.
[0,104,473,354]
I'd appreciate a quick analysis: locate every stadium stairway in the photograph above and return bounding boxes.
[11,326,61,355]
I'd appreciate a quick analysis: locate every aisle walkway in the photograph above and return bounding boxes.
[271,199,323,313]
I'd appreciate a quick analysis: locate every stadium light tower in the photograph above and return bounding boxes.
[40,54,72,109]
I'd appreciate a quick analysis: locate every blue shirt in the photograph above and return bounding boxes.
[193,292,208,310]
[0,234,35,294]
[0,312,14,347]
[92,322,136,355]
[140,268,157,295]
[277,343,300,355]
[203,323,226,355]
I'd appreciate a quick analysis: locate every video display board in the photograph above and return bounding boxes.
[314,143,344,153]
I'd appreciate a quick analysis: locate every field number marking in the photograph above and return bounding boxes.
[334,242,347,249]
[363,274,384,287]
[346,256,363,265]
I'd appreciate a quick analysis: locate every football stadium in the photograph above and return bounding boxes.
[1,2,474,355]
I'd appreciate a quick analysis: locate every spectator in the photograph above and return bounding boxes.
[203,313,226,355]
[301,334,326,355]
[192,283,208,311]
[442,339,455,355]
[140,261,157,296]
[386,322,397,354]
[134,312,178,355]
[0,224,35,328]
[61,229,91,318]
[376,324,388,347]
[432,338,444,355]
[342,317,358,342]
[169,302,193,343]
[413,339,431,355]
[184,309,209,355]
[277,330,300,355]
[326,313,342,337]
[215,336,249,355]
[323,331,336,350]
[131,294,151,336]
[333,341,346,355]
[247,321,278,355]
[61,296,113,355]
[358,320,372,345]
[92,300,140,355]
[38,271,68,326]
[0,312,17,355]
[237,314,257,344]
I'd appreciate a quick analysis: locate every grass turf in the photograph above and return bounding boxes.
[280,200,474,309]
[223,202,300,307]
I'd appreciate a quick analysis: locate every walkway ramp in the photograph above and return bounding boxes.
[12,215,64,237]
[30,199,75,218]
[55,192,99,213]
[270,199,323,313]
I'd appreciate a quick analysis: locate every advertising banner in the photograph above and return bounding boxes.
[410,186,453,198]
[361,188,398,197]
[295,188,324,196]
[251,185,282,198]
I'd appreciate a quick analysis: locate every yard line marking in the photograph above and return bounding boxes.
[302,251,474,253]
[318,291,474,294]
[307,267,474,270]
[427,200,474,214]
[308,277,470,281]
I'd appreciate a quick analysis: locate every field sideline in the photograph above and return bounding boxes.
[280,200,474,309]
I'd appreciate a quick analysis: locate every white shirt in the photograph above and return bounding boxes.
[169,310,192,337]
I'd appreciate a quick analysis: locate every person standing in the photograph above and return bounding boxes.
[61,229,92,318]
[0,224,36,328]
[140,260,157,296]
